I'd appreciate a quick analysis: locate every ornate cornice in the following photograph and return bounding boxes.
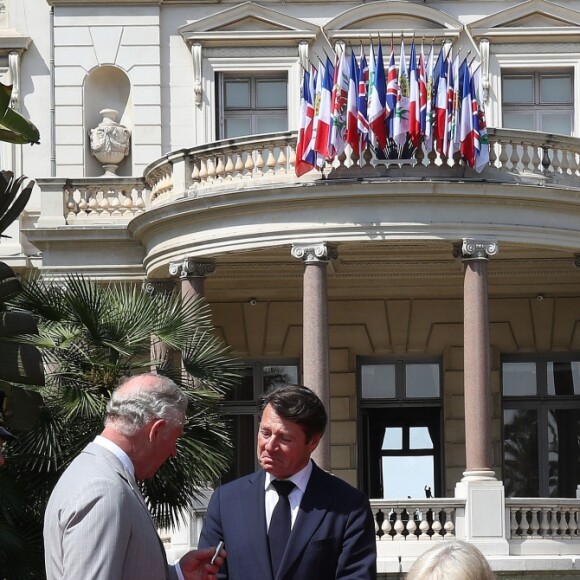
[454,239,499,261]
[291,243,338,263]
[169,258,216,279]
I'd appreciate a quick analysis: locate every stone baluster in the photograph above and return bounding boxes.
[551,148,562,175]
[539,508,550,538]
[65,187,78,221]
[77,187,89,218]
[215,154,225,181]
[498,141,509,170]
[277,143,287,174]
[521,509,532,537]
[488,140,498,168]
[234,151,245,177]
[418,517,430,540]
[191,159,200,183]
[244,148,255,175]
[206,156,216,182]
[520,143,531,171]
[254,148,265,176]
[570,508,579,537]
[431,511,443,539]
[508,141,519,170]
[559,508,569,538]
[288,141,297,171]
[406,516,417,540]
[393,512,405,541]
[510,508,520,538]
[443,517,455,539]
[199,156,209,184]
[531,145,541,172]
[264,147,276,174]
[529,508,540,540]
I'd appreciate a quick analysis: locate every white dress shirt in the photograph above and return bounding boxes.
[264,460,313,530]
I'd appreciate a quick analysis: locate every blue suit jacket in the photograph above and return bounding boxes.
[199,463,377,580]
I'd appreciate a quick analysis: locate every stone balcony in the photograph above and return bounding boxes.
[32,128,580,226]
[25,127,580,279]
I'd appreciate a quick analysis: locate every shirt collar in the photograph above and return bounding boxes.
[94,435,135,480]
[264,459,313,494]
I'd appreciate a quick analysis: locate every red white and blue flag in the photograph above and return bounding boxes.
[368,41,387,150]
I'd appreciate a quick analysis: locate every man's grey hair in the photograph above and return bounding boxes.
[104,373,188,437]
[406,540,496,580]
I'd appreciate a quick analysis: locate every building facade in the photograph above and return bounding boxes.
[4,0,580,575]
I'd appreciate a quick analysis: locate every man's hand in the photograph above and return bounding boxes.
[179,546,226,580]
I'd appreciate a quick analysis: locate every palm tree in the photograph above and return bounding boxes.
[4,274,240,577]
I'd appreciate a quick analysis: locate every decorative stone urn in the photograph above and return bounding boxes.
[89,108,131,176]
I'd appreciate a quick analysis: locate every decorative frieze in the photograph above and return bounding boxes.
[169,258,216,279]
[291,243,338,263]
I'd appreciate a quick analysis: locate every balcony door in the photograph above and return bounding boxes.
[359,359,443,499]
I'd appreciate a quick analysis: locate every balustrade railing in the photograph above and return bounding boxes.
[51,128,580,223]
[370,498,462,542]
[506,498,580,540]
[63,178,147,224]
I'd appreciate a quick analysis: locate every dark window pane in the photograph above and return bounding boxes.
[547,408,580,497]
[223,371,254,402]
[503,408,539,497]
[406,363,440,398]
[221,414,256,483]
[263,365,298,392]
[548,361,580,396]
[503,362,537,396]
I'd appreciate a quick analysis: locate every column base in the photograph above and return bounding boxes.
[455,479,510,555]
[462,469,496,481]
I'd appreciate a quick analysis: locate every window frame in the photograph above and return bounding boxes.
[196,54,300,145]
[217,72,289,140]
[494,52,580,137]
[357,357,444,499]
[501,69,574,136]
[501,354,580,498]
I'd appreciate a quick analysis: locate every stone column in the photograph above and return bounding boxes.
[458,238,497,481]
[291,242,337,472]
[454,239,508,555]
[142,279,176,369]
[169,258,215,301]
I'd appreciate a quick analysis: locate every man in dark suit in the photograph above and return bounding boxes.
[199,384,377,579]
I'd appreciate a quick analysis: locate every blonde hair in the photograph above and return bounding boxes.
[406,541,495,580]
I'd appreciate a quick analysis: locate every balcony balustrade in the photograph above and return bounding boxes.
[41,128,580,227]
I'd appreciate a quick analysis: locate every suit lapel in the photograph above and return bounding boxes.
[241,470,274,579]
[277,464,332,579]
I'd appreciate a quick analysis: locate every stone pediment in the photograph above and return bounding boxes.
[469,0,580,41]
[324,1,463,43]
[179,2,319,47]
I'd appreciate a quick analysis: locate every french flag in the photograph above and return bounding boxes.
[313,56,334,159]
[295,68,316,176]
[368,41,387,150]
[345,49,360,155]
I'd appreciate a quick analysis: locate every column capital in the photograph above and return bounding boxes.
[169,258,216,279]
[291,242,338,263]
[454,238,498,260]
[142,279,175,296]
